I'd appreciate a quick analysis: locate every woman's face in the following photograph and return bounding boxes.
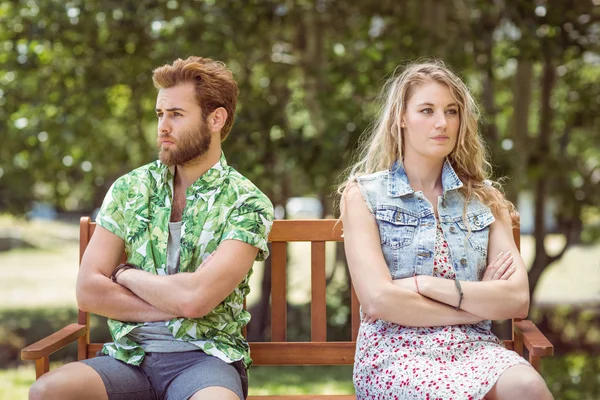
[401,81,460,161]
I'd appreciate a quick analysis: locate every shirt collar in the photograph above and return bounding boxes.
[387,158,463,197]
[159,152,229,190]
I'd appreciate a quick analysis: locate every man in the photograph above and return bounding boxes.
[29,56,274,400]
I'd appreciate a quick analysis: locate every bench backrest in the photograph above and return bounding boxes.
[77,217,520,364]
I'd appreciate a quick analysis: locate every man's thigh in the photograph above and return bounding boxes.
[81,355,157,400]
[189,387,240,400]
[148,352,246,400]
[30,361,108,400]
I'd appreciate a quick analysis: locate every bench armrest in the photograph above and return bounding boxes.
[514,319,553,357]
[21,323,87,361]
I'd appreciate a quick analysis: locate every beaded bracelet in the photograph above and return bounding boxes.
[110,263,139,283]
[454,278,464,310]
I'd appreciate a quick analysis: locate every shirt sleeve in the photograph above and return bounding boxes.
[95,176,129,241]
[220,195,274,261]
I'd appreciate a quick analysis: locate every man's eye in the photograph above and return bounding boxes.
[174,112,182,117]
[157,113,163,118]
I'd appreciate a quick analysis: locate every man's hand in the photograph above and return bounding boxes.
[482,251,515,281]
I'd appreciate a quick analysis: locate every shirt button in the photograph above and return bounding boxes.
[460,258,467,266]
[449,226,457,234]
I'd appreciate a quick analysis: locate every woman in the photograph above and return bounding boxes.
[339,61,553,399]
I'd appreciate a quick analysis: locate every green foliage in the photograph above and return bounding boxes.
[0,0,597,222]
[542,354,600,400]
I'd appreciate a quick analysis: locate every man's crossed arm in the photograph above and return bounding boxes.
[116,240,258,319]
[76,225,258,322]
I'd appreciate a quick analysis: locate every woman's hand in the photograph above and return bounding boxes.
[482,251,515,281]
[362,311,378,324]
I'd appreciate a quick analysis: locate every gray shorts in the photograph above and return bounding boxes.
[81,351,247,400]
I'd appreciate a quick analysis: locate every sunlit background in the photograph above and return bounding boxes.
[1,1,599,398]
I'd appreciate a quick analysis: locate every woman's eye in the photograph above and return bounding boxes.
[421,108,433,114]
[446,109,458,115]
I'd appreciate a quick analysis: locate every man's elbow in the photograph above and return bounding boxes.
[179,296,209,319]
[76,279,93,312]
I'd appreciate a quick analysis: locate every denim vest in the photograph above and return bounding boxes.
[356,160,495,283]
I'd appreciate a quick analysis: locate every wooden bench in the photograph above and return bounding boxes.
[22,217,554,398]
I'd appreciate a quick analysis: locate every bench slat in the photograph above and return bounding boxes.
[311,241,327,342]
[250,342,355,365]
[88,342,356,365]
[88,340,514,362]
[271,242,287,342]
[269,220,343,242]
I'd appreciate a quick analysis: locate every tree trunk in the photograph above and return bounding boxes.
[528,57,555,300]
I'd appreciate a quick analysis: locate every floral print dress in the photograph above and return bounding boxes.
[353,224,529,399]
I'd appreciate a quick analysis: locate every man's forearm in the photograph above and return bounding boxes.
[77,274,176,322]
[117,269,194,317]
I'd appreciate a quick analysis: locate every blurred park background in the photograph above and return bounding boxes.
[1,0,600,398]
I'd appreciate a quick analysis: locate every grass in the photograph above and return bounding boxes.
[0,365,33,400]
[6,357,600,399]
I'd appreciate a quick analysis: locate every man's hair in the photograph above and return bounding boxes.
[152,56,239,140]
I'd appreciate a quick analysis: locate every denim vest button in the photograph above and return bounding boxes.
[449,226,457,233]
[460,258,467,266]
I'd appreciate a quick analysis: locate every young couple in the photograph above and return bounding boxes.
[29,56,553,400]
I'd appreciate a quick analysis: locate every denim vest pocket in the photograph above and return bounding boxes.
[375,205,419,249]
[456,210,495,255]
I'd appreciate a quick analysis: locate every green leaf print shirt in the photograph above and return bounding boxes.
[95,153,274,369]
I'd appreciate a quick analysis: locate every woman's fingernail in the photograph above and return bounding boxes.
[497,252,504,258]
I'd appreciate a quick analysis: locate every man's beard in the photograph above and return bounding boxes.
[157,123,212,166]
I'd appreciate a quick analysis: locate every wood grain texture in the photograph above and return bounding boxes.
[21,324,87,360]
[311,241,327,342]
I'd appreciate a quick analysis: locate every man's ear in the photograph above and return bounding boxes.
[208,107,227,134]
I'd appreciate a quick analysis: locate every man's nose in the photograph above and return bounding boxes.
[158,117,171,134]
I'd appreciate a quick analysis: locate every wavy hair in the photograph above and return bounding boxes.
[338,59,513,219]
[152,56,239,140]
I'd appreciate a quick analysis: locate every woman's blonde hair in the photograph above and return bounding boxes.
[338,59,513,218]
